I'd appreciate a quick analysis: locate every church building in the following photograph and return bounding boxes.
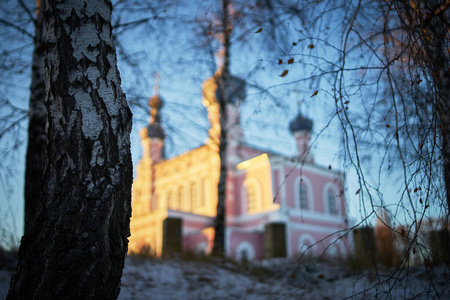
[129,74,350,260]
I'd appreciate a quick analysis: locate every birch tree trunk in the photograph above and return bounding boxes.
[24,0,47,233]
[8,0,132,299]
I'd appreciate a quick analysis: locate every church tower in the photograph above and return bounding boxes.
[132,79,165,218]
[141,80,165,164]
[289,112,313,163]
[202,73,246,162]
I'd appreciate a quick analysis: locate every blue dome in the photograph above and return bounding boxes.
[289,113,313,133]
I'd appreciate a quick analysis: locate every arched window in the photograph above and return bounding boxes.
[243,178,262,212]
[167,190,174,209]
[297,234,317,257]
[294,176,313,210]
[200,178,206,207]
[150,193,157,211]
[323,182,341,215]
[190,181,198,211]
[327,238,346,258]
[236,241,255,261]
[299,182,308,209]
[178,187,184,210]
[327,189,336,214]
[247,183,257,211]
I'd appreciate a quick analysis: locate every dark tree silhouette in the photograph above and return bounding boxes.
[24,0,46,233]
[211,0,232,257]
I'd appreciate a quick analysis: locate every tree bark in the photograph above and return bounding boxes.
[212,78,227,257]
[212,0,231,257]
[24,0,47,234]
[8,0,132,299]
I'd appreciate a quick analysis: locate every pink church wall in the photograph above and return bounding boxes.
[227,172,246,217]
[238,145,265,161]
[283,167,325,212]
[290,229,324,256]
[228,217,266,229]
[222,148,350,259]
[272,169,281,204]
[289,215,345,229]
[284,171,296,208]
[163,146,349,259]
[180,217,215,254]
[289,227,349,258]
[337,181,348,218]
[182,218,212,230]
[184,233,209,252]
[283,166,346,215]
[228,229,264,259]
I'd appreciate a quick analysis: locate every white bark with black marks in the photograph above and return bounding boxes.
[8,0,132,299]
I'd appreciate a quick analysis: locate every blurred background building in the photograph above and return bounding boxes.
[129,75,350,260]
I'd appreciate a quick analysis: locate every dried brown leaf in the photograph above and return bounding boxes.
[279,70,289,77]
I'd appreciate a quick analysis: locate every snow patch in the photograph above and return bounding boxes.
[1,256,449,299]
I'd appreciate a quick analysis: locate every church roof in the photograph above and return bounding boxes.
[146,122,165,139]
[149,94,163,124]
[226,76,246,104]
[146,91,165,139]
[203,74,246,105]
[289,112,313,133]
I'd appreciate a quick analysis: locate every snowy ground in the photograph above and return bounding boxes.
[1,254,449,299]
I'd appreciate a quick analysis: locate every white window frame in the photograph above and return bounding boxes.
[297,233,317,256]
[322,182,341,215]
[293,176,314,211]
[242,177,263,213]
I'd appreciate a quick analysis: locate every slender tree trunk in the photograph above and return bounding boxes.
[24,0,47,234]
[397,0,450,218]
[434,58,450,221]
[212,0,231,257]
[425,11,450,220]
[8,0,132,299]
[212,79,227,257]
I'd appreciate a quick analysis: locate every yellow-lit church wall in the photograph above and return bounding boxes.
[237,154,279,214]
[153,145,220,217]
[129,143,221,255]
[129,211,167,256]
